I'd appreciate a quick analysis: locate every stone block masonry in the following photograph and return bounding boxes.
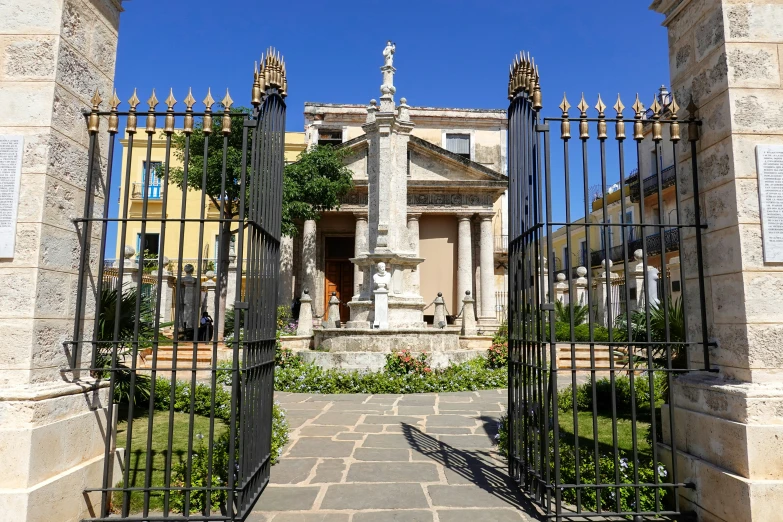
[652,1,783,520]
[0,0,122,520]
[248,390,536,521]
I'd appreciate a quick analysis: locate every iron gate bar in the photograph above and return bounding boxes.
[507,53,705,522]
[74,49,287,521]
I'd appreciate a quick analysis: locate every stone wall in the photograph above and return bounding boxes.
[0,0,122,519]
[652,1,783,520]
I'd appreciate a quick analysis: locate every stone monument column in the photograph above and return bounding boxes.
[353,212,368,296]
[0,0,122,519]
[652,2,783,519]
[477,212,496,324]
[347,43,426,329]
[278,234,295,307]
[301,219,317,312]
[457,215,474,312]
[407,213,421,295]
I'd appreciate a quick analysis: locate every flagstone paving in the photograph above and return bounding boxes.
[248,390,539,522]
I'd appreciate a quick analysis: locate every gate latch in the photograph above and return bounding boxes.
[541,303,555,311]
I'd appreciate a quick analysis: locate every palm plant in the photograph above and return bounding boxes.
[95,285,155,405]
[615,296,686,369]
[554,300,589,326]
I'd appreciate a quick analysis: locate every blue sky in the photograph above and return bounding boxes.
[105,0,670,255]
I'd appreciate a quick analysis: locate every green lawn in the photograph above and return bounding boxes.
[558,411,652,458]
[114,410,226,514]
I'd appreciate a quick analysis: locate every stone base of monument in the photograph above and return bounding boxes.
[315,328,460,353]
[346,298,427,329]
[292,345,485,372]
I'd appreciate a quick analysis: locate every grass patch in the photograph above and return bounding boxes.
[114,410,226,513]
[558,411,652,457]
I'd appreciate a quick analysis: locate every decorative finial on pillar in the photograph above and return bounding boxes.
[398,97,410,121]
[380,40,397,112]
[366,99,378,123]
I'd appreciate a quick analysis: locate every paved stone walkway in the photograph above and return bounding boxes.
[249,390,538,522]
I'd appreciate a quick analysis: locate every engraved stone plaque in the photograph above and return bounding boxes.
[0,136,23,259]
[756,144,783,262]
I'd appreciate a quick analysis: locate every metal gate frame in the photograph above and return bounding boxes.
[506,52,711,521]
[69,50,287,520]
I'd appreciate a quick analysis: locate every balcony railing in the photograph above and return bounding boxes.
[589,228,680,267]
[494,235,508,253]
[131,182,163,200]
[627,165,676,202]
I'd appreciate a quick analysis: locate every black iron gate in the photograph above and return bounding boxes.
[507,53,711,520]
[70,50,287,520]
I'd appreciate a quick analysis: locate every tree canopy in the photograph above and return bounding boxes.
[168,106,355,237]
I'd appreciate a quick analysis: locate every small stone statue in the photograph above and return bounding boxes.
[383,40,395,68]
[373,261,392,290]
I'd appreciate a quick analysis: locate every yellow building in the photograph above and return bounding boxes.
[114,131,306,266]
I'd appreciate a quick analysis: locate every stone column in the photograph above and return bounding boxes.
[121,245,138,290]
[226,262,237,318]
[632,249,646,312]
[180,264,197,334]
[433,292,446,327]
[296,289,313,337]
[301,219,317,313]
[457,215,473,312]
[354,213,368,296]
[0,1,122,519]
[461,291,477,336]
[478,213,496,324]
[554,273,568,303]
[594,261,610,328]
[323,292,340,329]
[652,2,783,519]
[407,213,421,295]
[574,267,588,306]
[278,234,294,307]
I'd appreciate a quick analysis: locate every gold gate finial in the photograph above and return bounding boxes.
[88,89,102,133]
[595,94,607,140]
[632,94,645,141]
[669,94,681,142]
[127,89,140,134]
[259,47,288,98]
[203,88,215,135]
[146,89,158,134]
[559,93,571,140]
[164,89,176,134]
[221,89,233,136]
[508,51,541,107]
[614,94,626,141]
[183,88,196,135]
[577,93,589,140]
[108,90,120,134]
[650,94,662,142]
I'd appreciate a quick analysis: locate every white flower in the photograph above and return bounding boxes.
[620,457,629,469]
[658,465,668,478]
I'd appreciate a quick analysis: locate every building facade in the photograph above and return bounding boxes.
[114,131,306,267]
[282,103,509,326]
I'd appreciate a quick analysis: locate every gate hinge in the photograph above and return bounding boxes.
[536,124,549,132]
[244,120,257,128]
[234,301,248,309]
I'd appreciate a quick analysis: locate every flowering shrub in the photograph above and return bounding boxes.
[384,349,431,376]
[487,323,509,368]
[279,320,298,336]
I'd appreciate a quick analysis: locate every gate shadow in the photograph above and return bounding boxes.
[400,423,542,518]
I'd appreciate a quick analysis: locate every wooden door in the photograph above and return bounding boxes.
[324,236,355,324]
[324,260,353,323]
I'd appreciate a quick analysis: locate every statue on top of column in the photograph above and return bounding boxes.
[383,41,396,68]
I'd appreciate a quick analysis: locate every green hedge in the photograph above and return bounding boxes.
[270,356,508,394]
[557,372,669,416]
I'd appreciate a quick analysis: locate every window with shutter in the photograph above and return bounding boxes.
[445,133,470,159]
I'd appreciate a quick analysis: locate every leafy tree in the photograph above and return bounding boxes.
[168,106,354,337]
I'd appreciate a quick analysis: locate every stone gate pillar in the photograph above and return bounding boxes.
[652,1,783,520]
[0,0,122,520]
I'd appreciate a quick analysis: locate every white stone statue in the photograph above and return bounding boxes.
[383,40,395,68]
[373,261,392,290]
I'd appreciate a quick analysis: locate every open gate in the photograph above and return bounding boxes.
[507,53,711,520]
[69,50,287,520]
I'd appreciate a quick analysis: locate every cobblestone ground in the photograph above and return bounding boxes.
[248,390,539,522]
